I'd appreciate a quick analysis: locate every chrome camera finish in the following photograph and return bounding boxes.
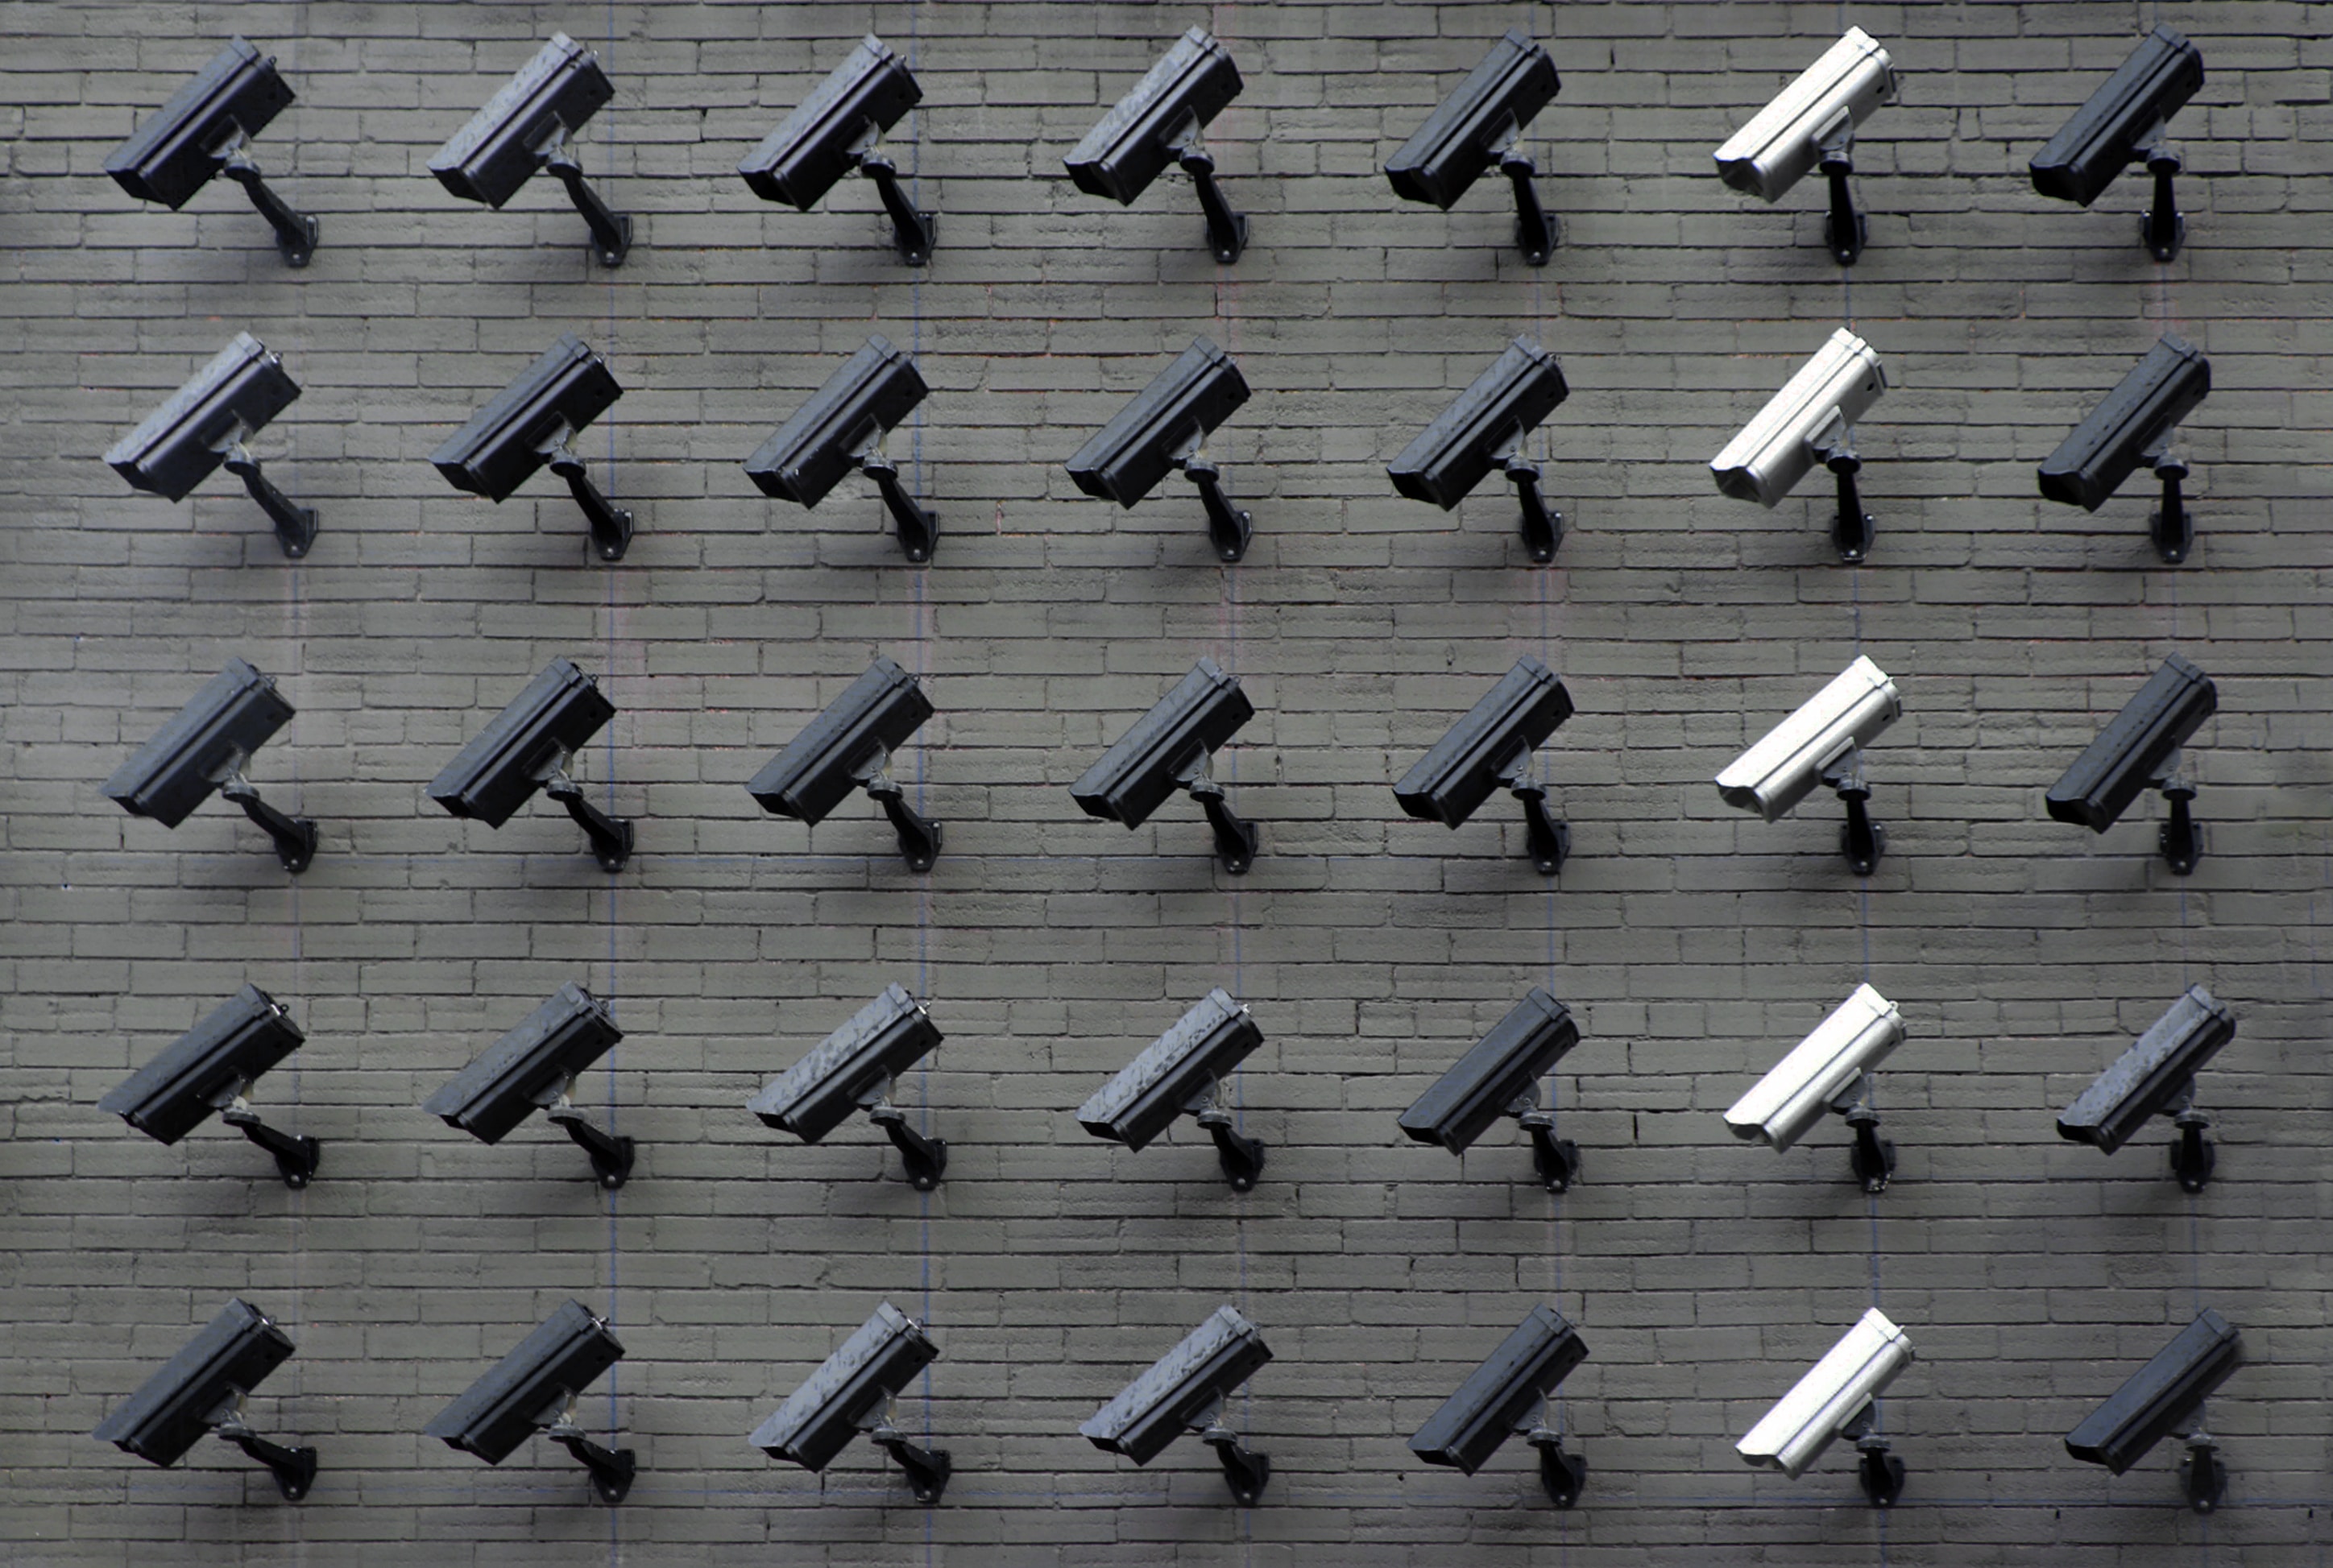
[1737,1307,1914,1506]
[1724,983,1904,1192]
[1388,336,1572,561]
[750,1301,951,1504]
[748,984,948,1190]
[1394,656,1575,874]
[2066,1309,2241,1512]
[424,1299,635,1504]
[744,335,937,563]
[2057,984,2236,1193]
[738,35,934,264]
[105,36,318,265]
[99,983,319,1188]
[1709,327,1888,561]
[1385,28,1563,264]
[422,982,635,1189]
[430,333,635,563]
[1066,26,1249,263]
[1077,988,1267,1191]
[93,1297,317,1501]
[1408,1304,1590,1507]
[429,33,632,266]
[1713,655,1900,874]
[2037,333,2211,564]
[747,656,941,869]
[2044,652,2215,875]
[104,333,318,559]
[1080,1305,1273,1505]
[102,657,317,871]
[1713,27,1899,265]
[426,656,632,871]
[2032,26,2205,261]
[1067,337,1256,562]
[1071,658,1259,874]
[1397,987,1583,1191]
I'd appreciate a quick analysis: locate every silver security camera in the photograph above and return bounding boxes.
[2037,333,2211,564]
[1713,27,1899,265]
[1067,337,1256,563]
[422,982,635,1189]
[744,335,937,563]
[93,1297,317,1501]
[2044,652,2215,875]
[1080,1305,1273,1505]
[1737,1307,1913,1505]
[1723,983,1904,1193]
[104,37,318,265]
[99,983,319,1188]
[748,983,947,1190]
[1066,26,1249,263]
[1071,658,1258,874]
[424,1298,634,1504]
[750,1301,950,1504]
[1393,656,1575,874]
[2057,985,2236,1194]
[1387,336,1573,561]
[1709,327,1888,561]
[1385,28,1564,265]
[102,657,317,871]
[105,332,319,559]
[429,333,635,563]
[1714,654,1900,874]
[425,656,632,871]
[2032,26,2205,262]
[429,33,632,266]
[1407,1304,1589,1507]
[1078,988,1266,1191]
[1397,987,1583,1191]
[738,35,934,265]
[747,656,940,870]
[2065,1309,2241,1513]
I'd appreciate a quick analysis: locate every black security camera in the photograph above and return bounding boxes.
[744,335,937,563]
[1394,656,1574,874]
[1386,29,1562,265]
[2066,1310,2241,1512]
[99,983,318,1188]
[751,1301,951,1504]
[105,37,318,265]
[104,332,318,559]
[1398,988,1582,1191]
[93,1297,317,1500]
[429,33,632,266]
[739,35,934,264]
[748,984,948,1190]
[102,657,317,872]
[1066,26,1249,263]
[1387,336,1571,561]
[1067,337,1255,562]
[1071,658,1258,873]
[2032,26,2205,262]
[1409,1305,1590,1507]
[2058,985,2236,1192]
[1076,988,1266,1191]
[2045,653,2215,874]
[430,333,635,563]
[2037,333,2211,563]
[425,1299,634,1504]
[1080,1305,1272,1505]
[426,656,632,871]
[422,982,634,1189]
[748,656,940,870]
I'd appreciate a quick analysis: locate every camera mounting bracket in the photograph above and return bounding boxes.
[1521,1422,1585,1508]
[847,121,937,266]
[2135,124,2186,263]
[1830,1070,1895,1193]
[539,1080,636,1189]
[2140,431,2194,564]
[865,1403,953,1504]
[1492,432,1564,563]
[532,123,632,267]
[1491,750,1571,875]
[1171,751,1258,875]
[1490,126,1560,267]
[1184,1077,1266,1192]
[2178,1429,2227,1512]
[2159,1079,2215,1192]
[1808,411,1875,564]
[1817,745,1887,875]
[1168,431,1253,563]
[207,1396,318,1501]
[210,428,319,559]
[537,748,634,871]
[544,1400,636,1504]
[1505,1090,1581,1193]
[860,1078,949,1191]
[1842,1405,1905,1507]
[2149,748,2202,875]
[1167,119,1249,264]
[206,128,318,267]
[847,431,939,564]
[211,751,318,873]
[212,1081,321,1189]
[850,748,943,871]
[1815,110,1867,266]
[535,422,634,562]
[1195,1410,1270,1505]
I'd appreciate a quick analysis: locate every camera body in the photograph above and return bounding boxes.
[1397,989,1578,1154]
[748,657,933,824]
[2031,27,2205,207]
[1385,29,1560,210]
[749,984,942,1144]
[100,983,303,1145]
[1737,1307,1914,1479]
[1408,1305,1589,1474]
[429,34,613,209]
[106,334,301,504]
[2045,654,2215,833]
[751,1301,939,1470]
[1394,656,1573,828]
[1071,659,1253,830]
[1710,329,1887,508]
[1387,337,1569,511]
[105,37,295,209]
[2065,1310,2242,1474]
[1079,989,1262,1151]
[1715,656,1900,825]
[1067,338,1249,509]
[1713,28,1899,202]
[427,658,615,829]
[431,336,624,505]
[2037,335,2210,514]
[1065,27,1243,205]
[93,1297,296,1467]
[103,658,294,828]
[1079,1305,1271,1465]
[739,35,922,209]
[424,1299,625,1463]
[423,983,622,1144]
[745,337,928,509]
[2057,986,2236,1154]
[1724,983,1904,1153]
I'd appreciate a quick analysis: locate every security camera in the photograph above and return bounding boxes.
[422,982,636,1189]
[425,656,632,871]
[429,33,632,266]
[104,332,319,559]
[1385,28,1564,265]
[1713,27,1899,265]
[748,655,941,870]
[2032,26,2205,262]
[1709,328,1888,561]
[1737,1308,1913,1506]
[748,984,947,1191]
[1714,654,1900,874]
[1066,26,1249,263]
[1397,988,1583,1191]
[1723,983,1904,1193]
[2045,652,2215,875]
[1066,337,1257,563]
[744,335,937,563]
[1408,1304,1589,1507]
[750,1301,951,1504]
[739,35,934,265]
[99,983,319,1188]
[1078,988,1267,1192]
[102,657,317,872]
[93,1297,317,1500]
[1393,656,1575,874]
[104,37,319,265]
[1387,336,1572,561]
[1080,1305,1273,1505]
[2066,1309,2241,1513]
[423,1298,634,1504]
[1071,658,1259,874]
[2037,333,2211,564]
[429,333,636,563]
[2058,985,2236,1194]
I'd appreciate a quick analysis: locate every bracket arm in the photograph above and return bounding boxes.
[544,1093,637,1189]
[2138,133,2186,263]
[212,1409,317,1502]
[545,1413,637,1504]
[856,147,937,265]
[1178,454,1254,563]
[1198,1421,1270,1505]
[850,441,939,564]
[218,1095,321,1189]
[1493,752,1570,875]
[1817,117,1866,265]
[866,1098,949,1191]
[1514,1105,1581,1193]
[538,430,635,562]
[1171,131,1249,264]
[868,1422,953,1504]
[217,439,320,559]
[537,128,633,267]
[217,766,318,873]
[1494,139,1560,265]
[213,142,318,267]
[1522,1425,1585,1508]
[1819,749,1887,875]
[1498,449,1564,563]
[2153,760,2202,875]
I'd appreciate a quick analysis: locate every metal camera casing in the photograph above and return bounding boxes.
[106,334,301,504]
[1385,29,1560,210]
[2057,986,2236,1155]
[2065,1310,2242,1474]
[2037,336,2210,513]
[1065,27,1243,205]
[1387,337,1569,511]
[1071,659,1253,830]
[93,1297,294,1467]
[1737,1308,1914,1479]
[1724,984,1904,1153]
[2031,26,2205,208]
[1079,1305,1271,1466]
[1408,1305,1589,1474]
[750,1301,939,1471]
[100,983,303,1145]
[1394,656,1573,828]
[427,658,615,829]
[1713,28,1899,203]
[1710,329,1887,508]
[739,35,922,209]
[1397,989,1578,1154]
[748,658,933,825]
[744,337,928,508]
[424,1299,624,1463]
[103,658,295,828]
[423,983,622,1144]
[429,34,613,209]
[749,985,942,1144]
[1079,989,1262,1152]
[1715,656,1900,825]
[2044,654,2215,834]
[431,336,623,504]
[1067,338,1249,509]
[105,37,294,209]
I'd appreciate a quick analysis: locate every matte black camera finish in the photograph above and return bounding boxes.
[93,1297,316,1500]
[751,1301,951,1502]
[1065,26,1249,263]
[100,983,319,1188]
[748,984,948,1189]
[747,656,941,868]
[104,333,318,557]
[2031,26,2203,260]
[1071,658,1259,872]
[1386,336,1571,560]
[1077,988,1266,1191]
[1385,29,1562,264]
[2066,1310,2242,1472]
[2037,334,2210,561]
[1066,337,1255,561]
[424,980,624,1127]
[744,336,937,562]
[424,1299,636,1504]
[102,657,317,872]
[738,35,934,265]
[1080,1305,1274,1504]
[1394,656,1575,873]
[429,33,631,265]
[105,37,318,265]
[1409,1304,1589,1506]
[2045,653,2215,873]
[1398,988,1581,1189]
[430,334,633,561]
[426,657,632,870]
[2057,985,2236,1191]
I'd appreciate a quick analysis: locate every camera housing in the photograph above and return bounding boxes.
[1071,658,1259,874]
[100,983,319,1188]
[429,33,632,265]
[2057,985,2236,1193]
[744,335,937,563]
[105,36,318,265]
[430,333,635,563]
[426,656,632,871]
[1080,1305,1273,1505]
[1397,987,1583,1191]
[1724,983,1904,1192]
[747,655,941,869]
[1394,656,1575,874]
[739,35,934,264]
[1388,336,1572,561]
[422,982,635,1189]
[1066,337,1256,562]
[1713,27,1899,264]
[2037,334,2211,564]
[1709,328,1888,561]
[2065,1309,2241,1512]
[102,657,317,872]
[2031,26,2204,260]
[105,332,319,559]
[1066,26,1249,263]
[1385,28,1563,265]
[1714,655,1900,874]
[1408,1304,1590,1507]
[748,983,948,1190]
[1737,1307,1913,1505]
[1078,988,1267,1191]
[2045,653,2215,874]
[93,1297,316,1500]
[750,1300,951,1504]
[424,1298,634,1504]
